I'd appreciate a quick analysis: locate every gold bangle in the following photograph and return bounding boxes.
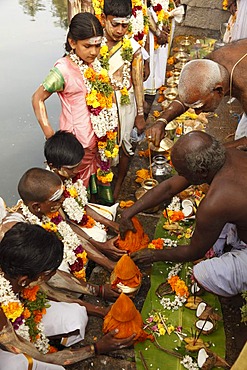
[156,118,168,125]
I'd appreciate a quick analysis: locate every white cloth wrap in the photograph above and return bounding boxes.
[223,0,247,43]
[0,301,88,370]
[234,113,247,140]
[193,223,247,297]
[144,8,176,94]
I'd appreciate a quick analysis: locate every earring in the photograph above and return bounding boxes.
[20,281,26,287]
[37,208,41,212]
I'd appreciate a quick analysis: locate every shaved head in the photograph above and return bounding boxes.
[178,60,222,106]
[171,131,226,183]
[18,168,62,203]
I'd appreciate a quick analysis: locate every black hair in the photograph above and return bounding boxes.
[0,223,63,279]
[103,0,132,17]
[65,12,103,52]
[18,168,62,203]
[44,130,85,169]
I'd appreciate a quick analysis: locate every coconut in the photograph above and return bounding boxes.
[182,205,194,218]
[198,348,209,368]
[195,320,214,335]
[196,302,222,321]
[196,302,207,318]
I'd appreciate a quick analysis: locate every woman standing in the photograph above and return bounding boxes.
[32,12,118,204]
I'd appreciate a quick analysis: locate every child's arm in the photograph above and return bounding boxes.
[32,85,55,139]
[132,49,146,133]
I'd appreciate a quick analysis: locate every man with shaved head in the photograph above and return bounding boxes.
[119,131,247,298]
[146,38,247,148]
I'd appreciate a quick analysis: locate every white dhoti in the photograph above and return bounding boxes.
[223,0,247,43]
[0,301,88,370]
[234,113,247,140]
[115,88,137,158]
[193,223,247,297]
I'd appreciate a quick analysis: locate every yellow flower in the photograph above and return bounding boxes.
[42,222,58,233]
[86,90,100,108]
[157,9,165,22]
[84,67,96,81]
[68,186,78,198]
[107,131,117,140]
[100,45,108,57]
[122,38,131,49]
[98,141,107,149]
[167,325,175,335]
[105,150,112,158]
[159,327,166,335]
[120,87,129,96]
[2,302,24,322]
[73,269,86,281]
[77,251,88,264]
[112,147,119,158]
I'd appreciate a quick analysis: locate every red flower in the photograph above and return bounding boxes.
[153,4,162,12]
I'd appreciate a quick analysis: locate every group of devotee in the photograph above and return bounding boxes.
[1,0,247,368]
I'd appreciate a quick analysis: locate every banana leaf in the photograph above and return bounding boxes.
[135,215,226,369]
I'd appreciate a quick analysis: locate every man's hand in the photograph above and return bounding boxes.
[145,120,166,147]
[131,248,156,267]
[102,284,122,302]
[156,28,169,46]
[100,236,127,261]
[135,115,146,135]
[119,215,136,239]
[96,329,136,354]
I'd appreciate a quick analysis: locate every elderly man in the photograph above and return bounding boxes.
[147,38,247,148]
[119,131,247,297]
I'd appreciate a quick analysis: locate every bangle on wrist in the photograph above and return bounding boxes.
[156,28,161,37]
[156,117,168,126]
[173,99,186,113]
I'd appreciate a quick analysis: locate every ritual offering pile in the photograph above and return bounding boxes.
[115,216,149,253]
[110,254,142,295]
[103,293,154,344]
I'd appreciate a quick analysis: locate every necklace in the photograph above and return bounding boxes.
[130,0,149,47]
[69,52,119,184]
[21,203,88,281]
[0,272,51,354]
[100,36,134,105]
[229,52,247,113]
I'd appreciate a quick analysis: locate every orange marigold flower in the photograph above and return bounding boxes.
[84,68,96,81]
[22,285,39,301]
[168,275,180,290]
[84,215,95,228]
[23,308,31,319]
[107,131,117,140]
[48,345,58,353]
[138,148,150,157]
[157,95,165,103]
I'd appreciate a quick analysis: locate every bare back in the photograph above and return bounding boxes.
[207,38,247,113]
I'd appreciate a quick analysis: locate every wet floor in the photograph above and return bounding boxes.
[0,0,68,206]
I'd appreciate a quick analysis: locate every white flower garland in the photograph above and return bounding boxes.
[160,262,187,311]
[0,272,49,354]
[69,52,118,140]
[167,196,181,211]
[21,203,79,266]
[101,36,132,93]
[63,178,88,223]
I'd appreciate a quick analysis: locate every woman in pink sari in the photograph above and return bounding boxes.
[32,13,116,204]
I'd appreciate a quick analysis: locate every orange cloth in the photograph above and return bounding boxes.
[111,254,142,288]
[116,217,149,253]
[103,293,154,343]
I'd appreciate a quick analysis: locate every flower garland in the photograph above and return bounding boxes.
[160,263,189,311]
[92,0,104,24]
[0,273,52,354]
[21,203,88,281]
[69,52,119,184]
[63,177,105,231]
[99,36,134,106]
[130,0,149,47]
